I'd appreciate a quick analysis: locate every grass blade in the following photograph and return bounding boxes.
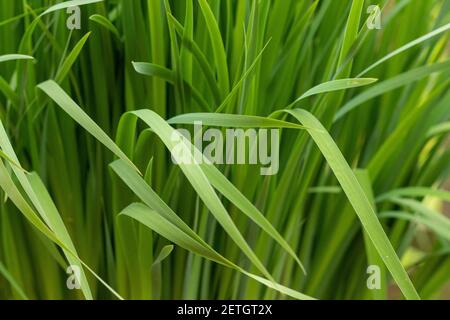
[0,54,34,63]
[277,108,420,300]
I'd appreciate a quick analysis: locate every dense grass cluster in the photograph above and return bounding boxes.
[0,0,450,300]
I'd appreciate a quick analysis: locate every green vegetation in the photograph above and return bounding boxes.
[0,0,449,300]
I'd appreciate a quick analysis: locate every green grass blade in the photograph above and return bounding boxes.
[357,22,450,77]
[278,108,420,300]
[55,32,91,83]
[427,122,450,138]
[198,0,229,95]
[0,261,29,300]
[89,14,121,41]
[168,112,303,129]
[0,54,34,63]
[131,109,274,281]
[120,203,315,300]
[133,62,212,111]
[356,170,387,300]
[37,80,138,172]
[27,173,93,299]
[133,62,175,83]
[377,187,450,203]
[40,0,103,17]
[335,60,450,121]
[292,78,377,104]
[380,210,450,242]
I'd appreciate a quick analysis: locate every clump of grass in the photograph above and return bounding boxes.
[0,0,450,300]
